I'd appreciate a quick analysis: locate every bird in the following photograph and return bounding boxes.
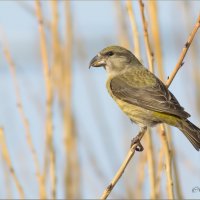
[89,45,200,151]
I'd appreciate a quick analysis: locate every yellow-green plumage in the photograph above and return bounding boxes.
[90,45,200,151]
[107,77,179,128]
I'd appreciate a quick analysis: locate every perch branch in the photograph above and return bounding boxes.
[100,129,146,200]
[166,14,200,87]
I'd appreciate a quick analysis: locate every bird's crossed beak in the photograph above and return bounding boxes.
[89,54,106,68]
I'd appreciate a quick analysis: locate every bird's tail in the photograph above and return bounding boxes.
[178,119,200,151]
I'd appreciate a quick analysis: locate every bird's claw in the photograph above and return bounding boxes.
[131,135,144,152]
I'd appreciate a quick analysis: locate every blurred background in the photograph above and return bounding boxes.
[0,1,200,199]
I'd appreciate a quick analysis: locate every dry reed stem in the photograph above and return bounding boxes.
[183,3,200,115]
[64,2,80,198]
[0,128,25,199]
[126,1,141,59]
[147,4,173,197]
[160,15,200,197]
[1,37,45,198]
[155,148,164,198]
[166,14,200,87]
[148,1,165,81]
[159,79,174,198]
[172,145,182,199]
[3,46,40,173]
[146,129,156,199]
[35,1,56,199]
[146,1,174,198]
[123,2,149,196]
[51,0,59,56]
[139,0,154,72]
[147,4,200,199]
[167,126,183,199]
[134,151,147,198]
[138,1,156,198]
[2,155,13,199]
[100,129,146,200]
[159,124,174,199]
[64,2,73,198]
[159,59,174,198]
[115,1,130,49]
[51,0,62,96]
[18,2,51,29]
[50,8,64,199]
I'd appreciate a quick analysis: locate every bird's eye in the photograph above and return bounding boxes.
[106,51,114,56]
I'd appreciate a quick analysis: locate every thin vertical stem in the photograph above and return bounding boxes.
[2,37,44,198]
[126,1,141,59]
[148,1,165,81]
[167,126,183,199]
[0,128,25,199]
[146,129,156,199]
[159,125,174,199]
[115,1,130,49]
[35,1,56,199]
[64,2,80,198]
[166,15,200,87]
[134,152,147,198]
[138,1,156,198]
[139,0,154,72]
[155,148,164,198]
[146,1,174,198]
[51,0,61,95]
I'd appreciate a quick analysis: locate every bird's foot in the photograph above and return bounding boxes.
[131,135,144,152]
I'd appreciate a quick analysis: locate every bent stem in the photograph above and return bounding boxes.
[166,15,200,87]
[100,129,146,200]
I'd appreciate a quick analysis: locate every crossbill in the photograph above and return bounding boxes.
[89,45,200,151]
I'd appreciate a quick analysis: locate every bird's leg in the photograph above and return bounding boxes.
[131,127,147,152]
[131,135,143,151]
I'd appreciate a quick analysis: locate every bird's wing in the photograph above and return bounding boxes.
[110,70,190,119]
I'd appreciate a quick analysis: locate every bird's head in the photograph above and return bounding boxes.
[89,45,141,74]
